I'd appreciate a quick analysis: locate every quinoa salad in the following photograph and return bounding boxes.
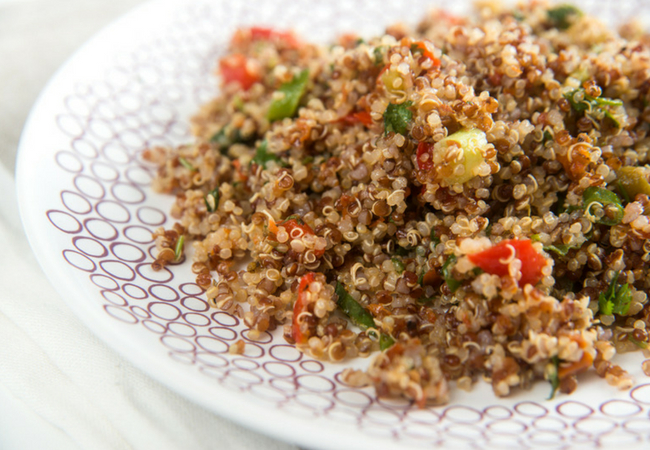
[143,1,650,407]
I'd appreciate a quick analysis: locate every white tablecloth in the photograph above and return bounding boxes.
[0,1,298,448]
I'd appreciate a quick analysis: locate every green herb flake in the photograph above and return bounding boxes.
[233,95,245,111]
[281,215,304,225]
[178,157,196,171]
[379,333,396,351]
[471,267,484,277]
[556,277,575,292]
[174,235,185,262]
[430,228,441,245]
[394,245,410,257]
[373,46,386,66]
[547,4,583,30]
[548,356,560,400]
[564,88,623,128]
[564,89,588,113]
[210,128,229,148]
[267,69,310,121]
[251,140,284,168]
[617,166,650,201]
[391,258,405,274]
[335,282,375,329]
[583,186,624,226]
[204,187,220,213]
[542,130,553,144]
[613,283,632,315]
[441,254,462,293]
[593,96,624,107]
[617,180,632,204]
[628,335,648,350]
[210,126,254,155]
[598,271,632,316]
[627,334,648,350]
[543,244,574,256]
[484,222,493,236]
[603,110,621,127]
[512,10,525,21]
[383,101,413,136]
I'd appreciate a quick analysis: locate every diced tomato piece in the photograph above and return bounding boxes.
[558,352,594,379]
[467,239,546,287]
[292,272,316,344]
[338,111,373,127]
[412,41,441,67]
[249,27,276,40]
[488,72,503,87]
[337,33,361,49]
[231,159,248,183]
[233,26,300,49]
[281,218,313,235]
[250,27,299,47]
[281,219,324,257]
[439,11,465,26]
[416,141,434,172]
[219,53,260,90]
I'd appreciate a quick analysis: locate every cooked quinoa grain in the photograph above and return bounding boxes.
[145,1,650,406]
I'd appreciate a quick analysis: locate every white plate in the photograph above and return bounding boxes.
[16,0,650,448]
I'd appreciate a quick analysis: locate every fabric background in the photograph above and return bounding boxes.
[0,1,298,448]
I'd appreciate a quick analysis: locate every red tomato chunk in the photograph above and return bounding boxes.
[339,111,373,127]
[412,40,441,67]
[416,141,434,171]
[219,54,260,90]
[292,272,315,344]
[232,26,301,49]
[467,239,546,287]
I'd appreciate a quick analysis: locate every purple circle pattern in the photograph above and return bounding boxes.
[42,0,650,448]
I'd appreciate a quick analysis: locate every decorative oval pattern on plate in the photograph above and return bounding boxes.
[73,236,109,258]
[61,190,93,215]
[47,210,83,234]
[90,273,120,291]
[96,200,131,223]
[55,151,83,173]
[74,174,105,199]
[90,160,120,181]
[100,260,136,281]
[84,218,119,241]
[122,282,148,299]
[136,206,166,226]
[123,225,154,244]
[62,249,97,272]
[110,242,145,262]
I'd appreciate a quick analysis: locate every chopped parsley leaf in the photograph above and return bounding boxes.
[384,101,413,136]
[598,271,632,316]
